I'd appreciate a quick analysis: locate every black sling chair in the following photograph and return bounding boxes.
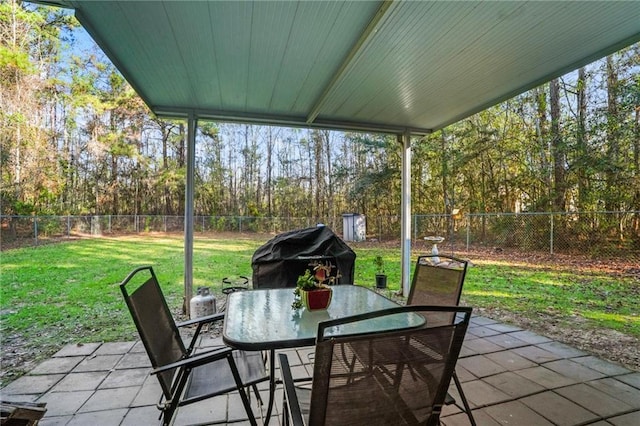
[408,254,476,425]
[120,266,267,425]
[279,305,472,426]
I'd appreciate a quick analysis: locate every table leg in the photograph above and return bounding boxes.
[262,349,276,426]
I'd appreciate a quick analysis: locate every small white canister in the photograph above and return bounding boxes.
[190,287,216,319]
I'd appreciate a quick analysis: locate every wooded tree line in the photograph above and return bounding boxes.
[2,3,639,233]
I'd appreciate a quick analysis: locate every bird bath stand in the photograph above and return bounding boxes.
[424,236,445,264]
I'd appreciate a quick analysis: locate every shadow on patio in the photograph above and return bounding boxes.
[2,315,639,426]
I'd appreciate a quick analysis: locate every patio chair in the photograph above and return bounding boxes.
[279,305,472,426]
[408,254,476,425]
[120,266,267,426]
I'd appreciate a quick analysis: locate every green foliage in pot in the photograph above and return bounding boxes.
[374,255,385,275]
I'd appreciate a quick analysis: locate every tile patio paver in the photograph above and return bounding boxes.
[466,326,503,338]
[37,390,94,416]
[537,341,589,359]
[72,354,123,372]
[543,359,606,382]
[120,405,160,426]
[585,378,640,408]
[29,357,84,375]
[442,409,502,426]
[39,415,73,425]
[53,343,101,358]
[515,366,579,389]
[65,408,128,426]
[484,333,530,350]
[115,352,151,369]
[520,391,599,426]
[49,371,108,392]
[482,371,546,398]
[1,374,64,395]
[607,411,640,426]
[616,372,640,389]
[460,337,505,356]
[454,365,477,382]
[571,356,632,376]
[99,368,150,389]
[2,315,638,426]
[173,394,229,426]
[455,379,511,408]
[555,383,634,417]
[77,386,140,413]
[509,330,553,345]
[458,355,508,378]
[484,323,523,333]
[93,341,136,355]
[484,400,555,425]
[484,349,538,371]
[513,345,563,364]
[469,316,498,326]
[130,375,163,407]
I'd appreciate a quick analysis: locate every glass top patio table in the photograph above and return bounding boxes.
[223,285,425,350]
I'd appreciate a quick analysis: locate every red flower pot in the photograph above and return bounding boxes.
[301,285,333,311]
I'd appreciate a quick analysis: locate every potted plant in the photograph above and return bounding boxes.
[374,255,387,289]
[292,263,334,311]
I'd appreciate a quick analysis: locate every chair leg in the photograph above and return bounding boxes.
[251,383,263,405]
[227,355,258,426]
[452,370,476,426]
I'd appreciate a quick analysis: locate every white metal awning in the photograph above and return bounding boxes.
[35,1,640,135]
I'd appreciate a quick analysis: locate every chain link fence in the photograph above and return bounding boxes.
[2,211,639,263]
[414,211,640,262]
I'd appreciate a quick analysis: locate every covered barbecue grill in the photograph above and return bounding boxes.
[251,226,356,289]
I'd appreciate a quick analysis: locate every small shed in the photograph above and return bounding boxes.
[342,213,366,242]
[251,226,356,289]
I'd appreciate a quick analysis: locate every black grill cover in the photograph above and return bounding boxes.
[251,226,356,289]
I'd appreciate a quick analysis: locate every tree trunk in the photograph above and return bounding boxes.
[550,78,565,212]
[576,67,588,210]
[605,55,620,212]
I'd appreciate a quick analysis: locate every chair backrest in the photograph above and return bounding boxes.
[309,305,472,426]
[408,255,468,327]
[120,266,187,399]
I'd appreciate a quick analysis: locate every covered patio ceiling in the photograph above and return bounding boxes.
[37,0,640,135]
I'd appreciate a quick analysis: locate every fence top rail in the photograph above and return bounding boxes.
[2,211,639,221]
[465,210,640,217]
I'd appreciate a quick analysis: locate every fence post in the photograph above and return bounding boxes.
[550,213,554,255]
[413,215,417,243]
[34,217,38,246]
[466,215,470,251]
[108,215,112,233]
[67,215,71,238]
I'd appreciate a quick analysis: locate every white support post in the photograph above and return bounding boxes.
[400,131,412,296]
[185,114,197,317]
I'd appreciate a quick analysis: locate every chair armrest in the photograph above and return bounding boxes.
[152,346,233,375]
[278,353,306,426]
[178,312,226,354]
[176,312,225,328]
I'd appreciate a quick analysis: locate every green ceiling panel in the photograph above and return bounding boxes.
[36,0,640,134]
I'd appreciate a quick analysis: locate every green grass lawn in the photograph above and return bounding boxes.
[1,234,638,385]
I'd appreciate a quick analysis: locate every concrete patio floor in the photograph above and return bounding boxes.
[1,315,639,426]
